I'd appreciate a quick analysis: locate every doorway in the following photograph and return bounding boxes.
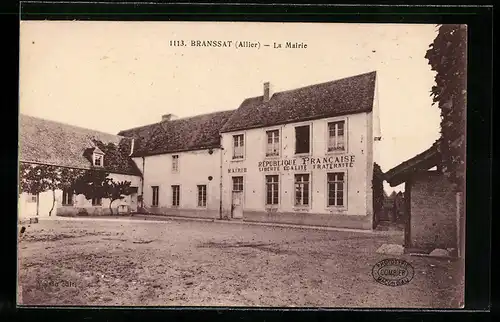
[231,191,243,219]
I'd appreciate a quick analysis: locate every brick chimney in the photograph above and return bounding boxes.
[263,82,273,102]
[162,114,177,122]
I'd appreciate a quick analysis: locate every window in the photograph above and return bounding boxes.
[197,185,207,207]
[172,155,179,172]
[233,134,244,159]
[327,173,345,207]
[294,174,310,206]
[172,185,180,206]
[232,176,243,192]
[92,197,102,206]
[27,194,37,203]
[328,121,346,152]
[151,186,159,207]
[93,154,103,167]
[295,125,310,154]
[62,189,73,205]
[265,175,279,205]
[266,130,280,157]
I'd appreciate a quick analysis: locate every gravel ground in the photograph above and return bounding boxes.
[17,217,464,307]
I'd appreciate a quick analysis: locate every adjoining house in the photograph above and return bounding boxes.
[117,111,234,219]
[218,71,382,229]
[18,114,142,218]
[384,141,464,255]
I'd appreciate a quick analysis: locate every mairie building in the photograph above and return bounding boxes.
[219,71,381,229]
[19,71,381,230]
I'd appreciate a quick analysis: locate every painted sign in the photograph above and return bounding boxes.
[258,155,356,172]
[228,167,247,173]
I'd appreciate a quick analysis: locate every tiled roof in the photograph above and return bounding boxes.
[117,110,234,156]
[19,114,142,176]
[220,71,377,133]
[384,141,441,187]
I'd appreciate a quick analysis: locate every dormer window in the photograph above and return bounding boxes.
[93,152,104,167]
[91,146,105,167]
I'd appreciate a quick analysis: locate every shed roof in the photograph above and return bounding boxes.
[384,141,441,187]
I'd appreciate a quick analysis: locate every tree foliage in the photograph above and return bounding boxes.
[72,168,132,215]
[372,162,385,228]
[19,163,86,216]
[103,180,133,215]
[425,24,467,190]
[19,163,132,216]
[73,168,111,200]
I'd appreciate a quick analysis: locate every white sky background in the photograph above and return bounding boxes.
[19,21,441,193]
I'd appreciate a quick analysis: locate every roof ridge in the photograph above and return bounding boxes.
[169,109,235,122]
[20,113,127,140]
[274,70,377,96]
[118,109,235,134]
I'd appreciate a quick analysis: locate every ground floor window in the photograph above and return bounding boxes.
[265,175,279,205]
[62,189,73,205]
[152,186,159,207]
[171,185,180,206]
[294,174,310,206]
[92,197,102,206]
[27,194,37,203]
[327,172,345,207]
[232,176,243,192]
[197,185,207,207]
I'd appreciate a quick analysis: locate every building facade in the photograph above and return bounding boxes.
[19,71,382,230]
[18,114,142,219]
[118,111,233,219]
[219,71,381,229]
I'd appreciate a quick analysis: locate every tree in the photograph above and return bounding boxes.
[53,167,87,215]
[73,168,111,202]
[19,163,52,216]
[43,165,60,217]
[73,168,132,215]
[103,180,132,215]
[425,24,467,191]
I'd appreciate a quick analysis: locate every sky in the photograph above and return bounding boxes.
[19,21,441,192]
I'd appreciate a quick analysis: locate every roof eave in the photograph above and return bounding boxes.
[220,108,373,134]
[384,150,441,186]
[130,144,222,158]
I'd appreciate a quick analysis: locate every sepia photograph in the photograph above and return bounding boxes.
[17,21,466,308]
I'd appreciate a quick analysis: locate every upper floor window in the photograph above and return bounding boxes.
[295,125,310,154]
[93,153,103,167]
[172,155,179,172]
[233,134,244,159]
[328,121,346,152]
[152,186,159,207]
[266,130,280,157]
[327,172,345,207]
[197,185,207,207]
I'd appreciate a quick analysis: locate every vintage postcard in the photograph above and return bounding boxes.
[18,20,466,308]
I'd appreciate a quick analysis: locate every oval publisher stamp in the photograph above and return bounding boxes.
[372,258,415,286]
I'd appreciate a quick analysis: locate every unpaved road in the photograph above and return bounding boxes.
[17,218,464,307]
